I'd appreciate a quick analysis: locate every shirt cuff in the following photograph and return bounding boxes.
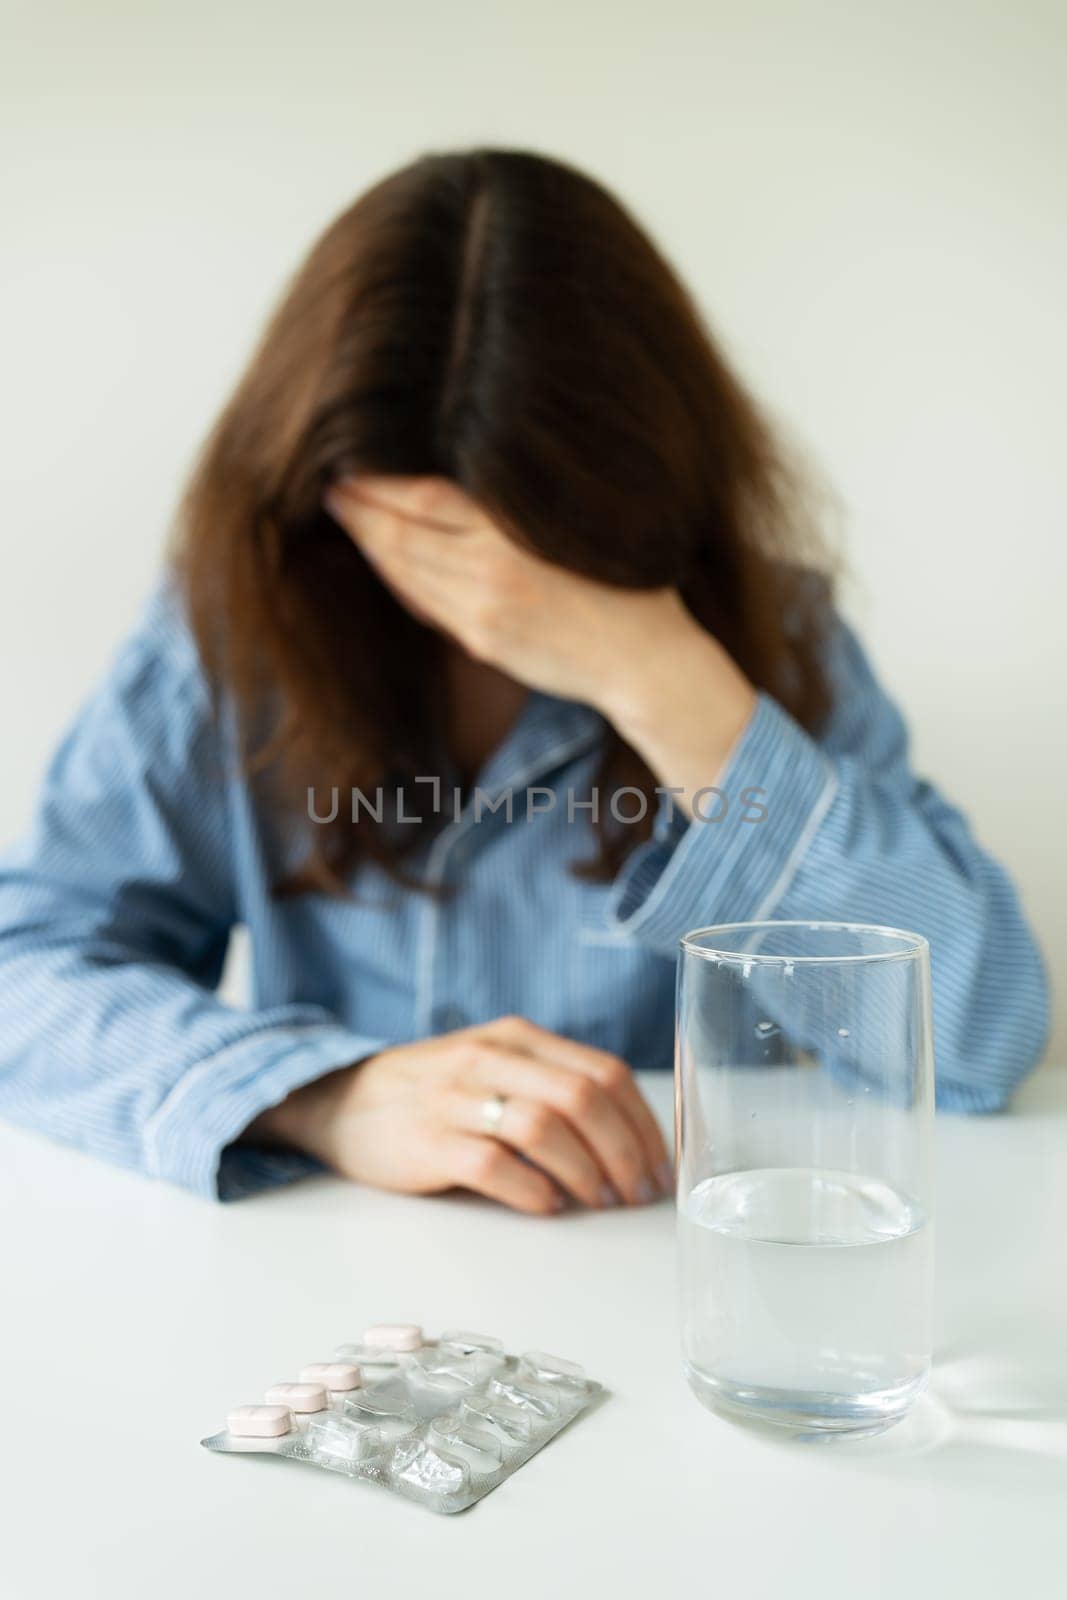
[141,1022,389,1200]
[933,1077,1014,1114]
[606,693,839,953]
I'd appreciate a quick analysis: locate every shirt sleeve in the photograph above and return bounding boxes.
[0,588,388,1200]
[606,614,1050,1111]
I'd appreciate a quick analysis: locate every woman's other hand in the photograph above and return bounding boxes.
[246,1015,672,1215]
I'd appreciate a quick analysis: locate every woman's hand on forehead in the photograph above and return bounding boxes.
[323,472,756,811]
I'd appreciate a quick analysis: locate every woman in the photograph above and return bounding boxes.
[0,149,1048,1209]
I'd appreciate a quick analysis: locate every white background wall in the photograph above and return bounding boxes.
[1,0,1064,1054]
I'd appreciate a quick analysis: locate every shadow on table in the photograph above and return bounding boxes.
[759,1317,1067,1496]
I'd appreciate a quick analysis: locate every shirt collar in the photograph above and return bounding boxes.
[471,690,605,799]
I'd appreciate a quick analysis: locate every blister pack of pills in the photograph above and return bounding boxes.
[201,1325,603,1514]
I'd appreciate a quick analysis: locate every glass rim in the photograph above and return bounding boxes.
[679,920,930,966]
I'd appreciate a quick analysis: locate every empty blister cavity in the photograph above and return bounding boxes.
[300,1362,361,1392]
[516,1350,589,1396]
[334,1342,402,1370]
[437,1329,502,1356]
[389,1437,470,1502]
[488,1376,561,1418]
[288,1414,385,1475]
[343,1384,419,1437]
[407,1348,484,1401]
[436,1330,507,1377]
[461,1394,535,1444]
[227,1404,292,1439]
[427,1413,504,1471]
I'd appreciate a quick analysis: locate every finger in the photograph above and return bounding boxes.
[329,509,481,622]
[323,484,373,539]
[353,538,454,611]
[438,1089,614,1210]
[324,487,499,649]
[323,488,402,556]
[346,530,495,659]
[326,484,480,563]
[381,526,488,583]
[461,1043,658,1206]
[446,1133,564,1215]
[484,1018,671,1186]
[500,1020,670,1177]
[338,474,477,534]
[324,496,465,621]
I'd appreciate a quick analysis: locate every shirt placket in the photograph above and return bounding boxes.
[413,696,603,1037]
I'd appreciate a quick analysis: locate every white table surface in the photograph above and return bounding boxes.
[3,1068,1065,1600]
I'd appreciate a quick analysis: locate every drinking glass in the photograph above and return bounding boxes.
[676,921,934,1437]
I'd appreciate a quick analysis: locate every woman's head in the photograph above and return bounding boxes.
[177,148,834,890]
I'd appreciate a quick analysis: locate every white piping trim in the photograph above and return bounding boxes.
[414,827,456,1037]
[413,724,600,1036]
[750,769,840,921]
[478,732,601,809]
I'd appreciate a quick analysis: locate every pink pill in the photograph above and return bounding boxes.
[227,1404,292,1438]
[300,1362,361,1392]
[362,1324,423,1352]
[264,1382,328,1413]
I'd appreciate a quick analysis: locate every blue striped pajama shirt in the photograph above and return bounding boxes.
[0,586,1049,1198]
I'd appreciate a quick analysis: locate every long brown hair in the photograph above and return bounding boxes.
[175,148,835,894]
